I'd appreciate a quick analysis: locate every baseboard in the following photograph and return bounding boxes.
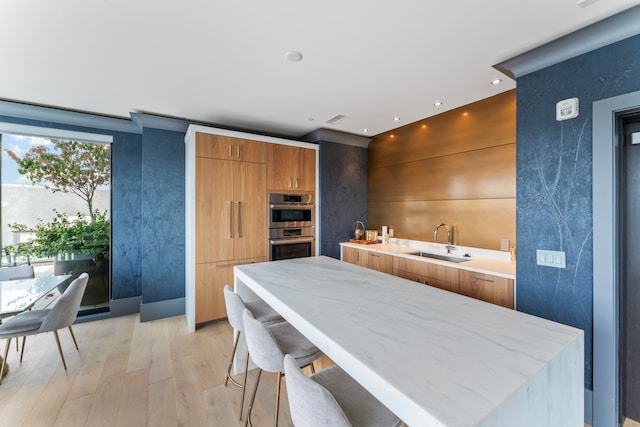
[110,295,142,317]
[585,388,593,425]
[140,297,185,322]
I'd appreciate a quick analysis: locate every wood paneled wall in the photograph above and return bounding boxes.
[368,90,516,250]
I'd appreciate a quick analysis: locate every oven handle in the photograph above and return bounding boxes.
[269,238,314,245]
[269,204,315,209]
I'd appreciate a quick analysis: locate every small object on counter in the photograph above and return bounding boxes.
[381,226,389,244]
[353,221,365,240]
[365,230,378,242]
[510,247,517,263]
[388,227,394,238]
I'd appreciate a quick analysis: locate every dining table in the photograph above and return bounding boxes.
[233,256,584,427]
[0,274,72,378]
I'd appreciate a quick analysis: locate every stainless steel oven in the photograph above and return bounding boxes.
[269,227,315,261]
[269,193,314,229]
[268,193,315,261]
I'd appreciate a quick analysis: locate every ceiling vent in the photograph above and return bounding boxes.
[325,114,349,125]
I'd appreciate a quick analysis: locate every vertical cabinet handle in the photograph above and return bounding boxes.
[228,145,232,157]
[229,201,233,238]
[237,146,240,158]
[295,178,299,188]
[237,201,241,237]
[288,177,292,188]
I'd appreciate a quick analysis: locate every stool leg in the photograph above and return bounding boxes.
[238,348,250,420]
[0,339,11,384]
[19,336,27,362]
[225,330,242,387]
[244,368,263,427]
[274,372,283,427]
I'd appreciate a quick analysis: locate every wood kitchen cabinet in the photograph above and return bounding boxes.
[342,246,393,274]
[267,143,316,192]
[393,256,459,293]
[196,157,267,263]
[459,270,514,309]
[186,125,319,330]
[195,257,266,324]
[193,133,267,323]
[196,132,266,163]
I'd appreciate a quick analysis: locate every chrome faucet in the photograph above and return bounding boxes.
[434,224,455,254]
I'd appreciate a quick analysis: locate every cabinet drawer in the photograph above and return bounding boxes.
[459,270,514,309]
[195,257,266,324]
[196,133,266,163]
[393,256,459,292]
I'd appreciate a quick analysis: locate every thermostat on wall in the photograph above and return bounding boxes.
[556,97,579,121]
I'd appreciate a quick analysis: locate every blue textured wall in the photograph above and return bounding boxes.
[141,128,185,303]
[0,111,187,307]
[319,140,368,259]
[110,131,143,299]
[516,33,640,389]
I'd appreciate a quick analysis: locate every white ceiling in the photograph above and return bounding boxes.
[2,0,640,138]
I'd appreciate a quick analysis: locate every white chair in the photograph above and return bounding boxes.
[223,284,283,420]
[283,354,402,427]
[0,264,36,350]
[0,273,89,383]
[242,309,322,427]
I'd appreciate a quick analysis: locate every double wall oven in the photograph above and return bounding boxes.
[268,193,315,261]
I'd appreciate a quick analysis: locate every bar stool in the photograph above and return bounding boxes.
[283,354,402,427]
[242,308,322,427]
[223,285,283,420]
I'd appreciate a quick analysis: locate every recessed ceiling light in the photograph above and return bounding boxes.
[363,128,368,133]
[434,101,443,107]
[393,117,400,121]
[285,51,303,62]
[491,78,503,85]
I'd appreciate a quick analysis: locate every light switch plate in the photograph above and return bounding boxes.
[500,239,510,251]
[536,249,566,268]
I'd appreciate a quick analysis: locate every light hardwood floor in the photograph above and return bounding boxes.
[0,313,298,427]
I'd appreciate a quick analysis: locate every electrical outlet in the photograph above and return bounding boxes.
[500,239,510,251]
[536,249,566,268]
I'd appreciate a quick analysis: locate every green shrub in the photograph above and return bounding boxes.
[9,209,109,258]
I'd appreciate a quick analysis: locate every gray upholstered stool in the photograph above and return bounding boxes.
[242,308,322,427]
[283,354,402,427]
[223,285,283,420]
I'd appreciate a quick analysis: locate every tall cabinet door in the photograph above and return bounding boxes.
[196,157,234,263]
[233,161,267,260]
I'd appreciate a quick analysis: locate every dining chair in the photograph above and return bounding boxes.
[283,354,402,427]
[242,308,322,427]
[0,272,89,383]
[223,284,284,420]
[0,264,36,351]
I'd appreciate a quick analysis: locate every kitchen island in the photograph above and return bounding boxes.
[234,256,583,427]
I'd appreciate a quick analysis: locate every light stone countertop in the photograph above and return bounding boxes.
[340,241,517,279]
[234,256,583,427]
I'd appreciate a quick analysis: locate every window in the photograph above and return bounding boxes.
[1,124,112,315]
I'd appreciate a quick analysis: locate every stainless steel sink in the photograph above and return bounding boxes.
[407,251,470,263]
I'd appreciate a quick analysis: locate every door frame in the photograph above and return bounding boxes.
[593,89,640,426]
